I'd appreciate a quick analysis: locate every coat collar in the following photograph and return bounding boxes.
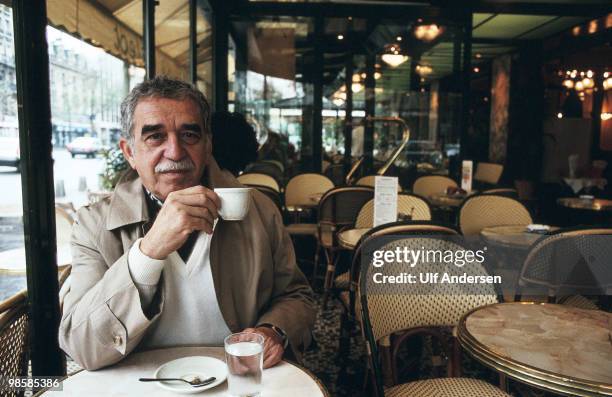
[105,157,241,231]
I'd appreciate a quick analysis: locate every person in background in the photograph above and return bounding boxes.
[211,111,259,176]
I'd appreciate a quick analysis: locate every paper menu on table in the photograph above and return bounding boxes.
[373,176,398,227]
[461,160,473,192]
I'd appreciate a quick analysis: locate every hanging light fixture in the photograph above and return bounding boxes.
[415,64,433,76]
[381,44,408,67]
[414,24,442,42]
[562,79,574,89]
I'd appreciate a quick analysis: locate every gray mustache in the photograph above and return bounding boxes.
[155,158,195,173]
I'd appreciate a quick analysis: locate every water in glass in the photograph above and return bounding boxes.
[225,333,264,397]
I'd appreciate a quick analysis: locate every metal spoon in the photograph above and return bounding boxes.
[139,376,216,387]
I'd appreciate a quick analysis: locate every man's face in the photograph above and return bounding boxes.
[119,97,211,200]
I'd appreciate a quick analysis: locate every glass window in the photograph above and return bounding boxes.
[0,3,25,300]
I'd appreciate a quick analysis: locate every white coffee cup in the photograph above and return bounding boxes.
[214,188,252,221]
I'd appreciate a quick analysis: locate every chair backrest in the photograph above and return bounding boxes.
[318,186,374,233]
[474,162,503,185]
[355,175,402,192]
[55,205,74,246]
[348,221,458,313]
[459,194,532,235]
[482,188,518,198]
[285,173,334,208]
[248,184,282,211]
[0,290,29,380]
[517,228,612,299]
[237,173,280,192]
[59,265,72,314]
[324,163,345,186]
[244,161,284,186]
[355,193,432,228]
[412,175,458,197]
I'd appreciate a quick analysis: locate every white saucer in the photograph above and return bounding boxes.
[153,356,227,394]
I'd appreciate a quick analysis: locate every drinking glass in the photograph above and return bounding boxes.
[224,332,264,397]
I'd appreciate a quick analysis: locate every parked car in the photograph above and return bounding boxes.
[0,137,20,171]
[66,136,101,158]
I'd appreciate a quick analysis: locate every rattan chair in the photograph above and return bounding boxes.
[359,237,506,397]
[354,193,432,229]
[237,173,280,192]
[0,290,29,390]
[355,175,402,191]
[412,175,458,197]
[243,161,284,185]
[285,173,334,213]
[324,163,345,186]
[244,184,282,212]
[318,186,374,305]
[481,188,518,198]
[474,162,503,185]
[515,227,612,308]
[459,194,532,235]
[338,222,458,360]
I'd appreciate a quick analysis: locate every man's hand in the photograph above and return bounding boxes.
[140,185,221,259]
[242,327,285,368]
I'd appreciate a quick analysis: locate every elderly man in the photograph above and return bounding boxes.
[59,76,315,371]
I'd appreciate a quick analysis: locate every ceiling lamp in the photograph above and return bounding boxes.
[415,65,433,76]
[414,24,442,42]
[582,77,594,89]
[351,83,364,93]
[562,79,574,89]
[575,81,585,91]
[381,44,408,67]
[332,97,345,107]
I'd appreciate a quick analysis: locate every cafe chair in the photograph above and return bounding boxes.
[285,173,334,214]
[474,162,504,185]
[359,237,507,397]
[355,175,402,192]
[324,163,345,187]
[243,161,284,186]
[335,194,433,293]
[0,290,30,387]
[338,222,458,363]
[354,193,432,230]
[459,194,532,235]
[482,188,518,199]
[245,184,282,212]
[412,175,457,197]
[318,186,374,307]
[515,227,612,309]
[237,172,280,192]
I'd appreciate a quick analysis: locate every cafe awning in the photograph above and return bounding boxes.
[46,0,212,82]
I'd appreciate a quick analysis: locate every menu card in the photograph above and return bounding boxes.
[461,160,473,192]
[373,176,398,227]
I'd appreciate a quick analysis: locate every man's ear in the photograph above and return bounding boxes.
[119,138,137,169]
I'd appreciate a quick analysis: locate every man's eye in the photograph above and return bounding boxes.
[146,133,164,141]
[181,131,201,144]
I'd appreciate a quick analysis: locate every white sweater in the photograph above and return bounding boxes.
[126,232,232,348]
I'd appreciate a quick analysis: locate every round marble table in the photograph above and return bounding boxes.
[557,197,612,212]
[480,225,558,249]
[40,347,329,396]
[338,228,370,250]
[457,302,612,397]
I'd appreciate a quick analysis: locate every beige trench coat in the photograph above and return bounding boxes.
[59,159,315,370]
